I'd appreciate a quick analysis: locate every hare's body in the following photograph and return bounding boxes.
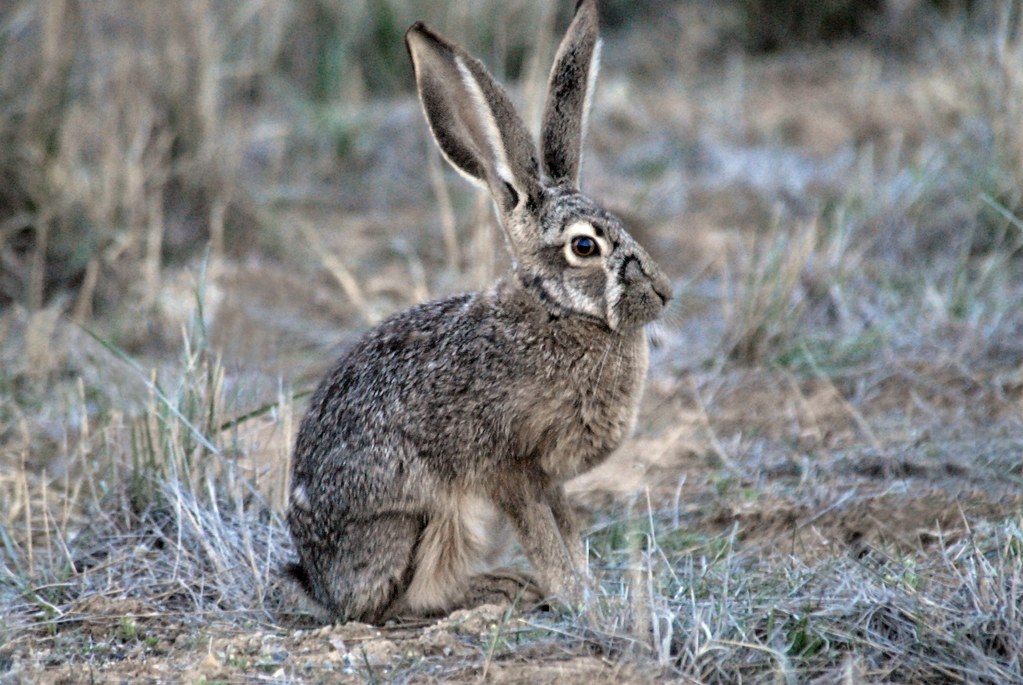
[287,0,671,623]
[289,277,648,621]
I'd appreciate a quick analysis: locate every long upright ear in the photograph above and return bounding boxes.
[540,0,601,187]
[406,23,542,217]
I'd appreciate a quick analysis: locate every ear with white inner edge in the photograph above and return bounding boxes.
[405,22,542,224]
[540,0,601,187]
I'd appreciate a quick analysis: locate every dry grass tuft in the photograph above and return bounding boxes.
[0,0,569,316]
[722,219,819,365]
[0,1,265,311]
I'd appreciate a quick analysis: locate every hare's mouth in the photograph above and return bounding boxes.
[614,282,668,330]
[654,284,671,307]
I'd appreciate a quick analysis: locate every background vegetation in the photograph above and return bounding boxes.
[2,0,1022,682]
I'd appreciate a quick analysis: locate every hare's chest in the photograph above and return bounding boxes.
[534,332,650,481]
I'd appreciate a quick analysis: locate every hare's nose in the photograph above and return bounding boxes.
[628,259,671,305]
[652,272,672,305]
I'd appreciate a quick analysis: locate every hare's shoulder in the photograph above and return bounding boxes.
[350,282,554,363]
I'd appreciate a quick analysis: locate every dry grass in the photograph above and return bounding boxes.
[0,0,569,318]
[1,1,250,312]
[3,1,1023,683]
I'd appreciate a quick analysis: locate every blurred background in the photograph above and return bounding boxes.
[3,0,1012,327]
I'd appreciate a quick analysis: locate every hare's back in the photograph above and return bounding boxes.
[292,292,522,493]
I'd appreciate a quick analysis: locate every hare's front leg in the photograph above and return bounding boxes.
[492,474,590,607]
[546,484,589,575]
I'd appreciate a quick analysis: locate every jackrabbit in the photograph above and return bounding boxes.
[286,0,671,624]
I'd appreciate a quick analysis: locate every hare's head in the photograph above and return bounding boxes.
[406,0,670,331]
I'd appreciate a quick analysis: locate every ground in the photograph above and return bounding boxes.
[1,2,1022,683]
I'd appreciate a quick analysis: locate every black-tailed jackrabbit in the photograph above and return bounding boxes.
[286,0,671,623]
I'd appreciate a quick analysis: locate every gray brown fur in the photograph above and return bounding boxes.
[286,0,671,624]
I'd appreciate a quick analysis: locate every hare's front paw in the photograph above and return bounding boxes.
[543,568,599,615]
[463,569,545,610]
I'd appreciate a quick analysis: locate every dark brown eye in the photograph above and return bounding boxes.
[571,236,599,258]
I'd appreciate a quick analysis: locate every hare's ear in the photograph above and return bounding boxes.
[541,0,601,187]
[406,23,542,218]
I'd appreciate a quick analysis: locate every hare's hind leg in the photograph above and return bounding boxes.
[296,512,425,624]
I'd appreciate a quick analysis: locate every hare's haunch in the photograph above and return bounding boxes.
[286,0,671,624]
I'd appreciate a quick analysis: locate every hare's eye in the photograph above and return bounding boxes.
[571,236,599,258]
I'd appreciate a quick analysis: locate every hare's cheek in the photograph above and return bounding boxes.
[560,269,607,322]
[577,271,606,306]
[603,274,624,330]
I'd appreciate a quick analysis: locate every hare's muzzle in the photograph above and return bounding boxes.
[613,259,671,329]
[651,270,672,307]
